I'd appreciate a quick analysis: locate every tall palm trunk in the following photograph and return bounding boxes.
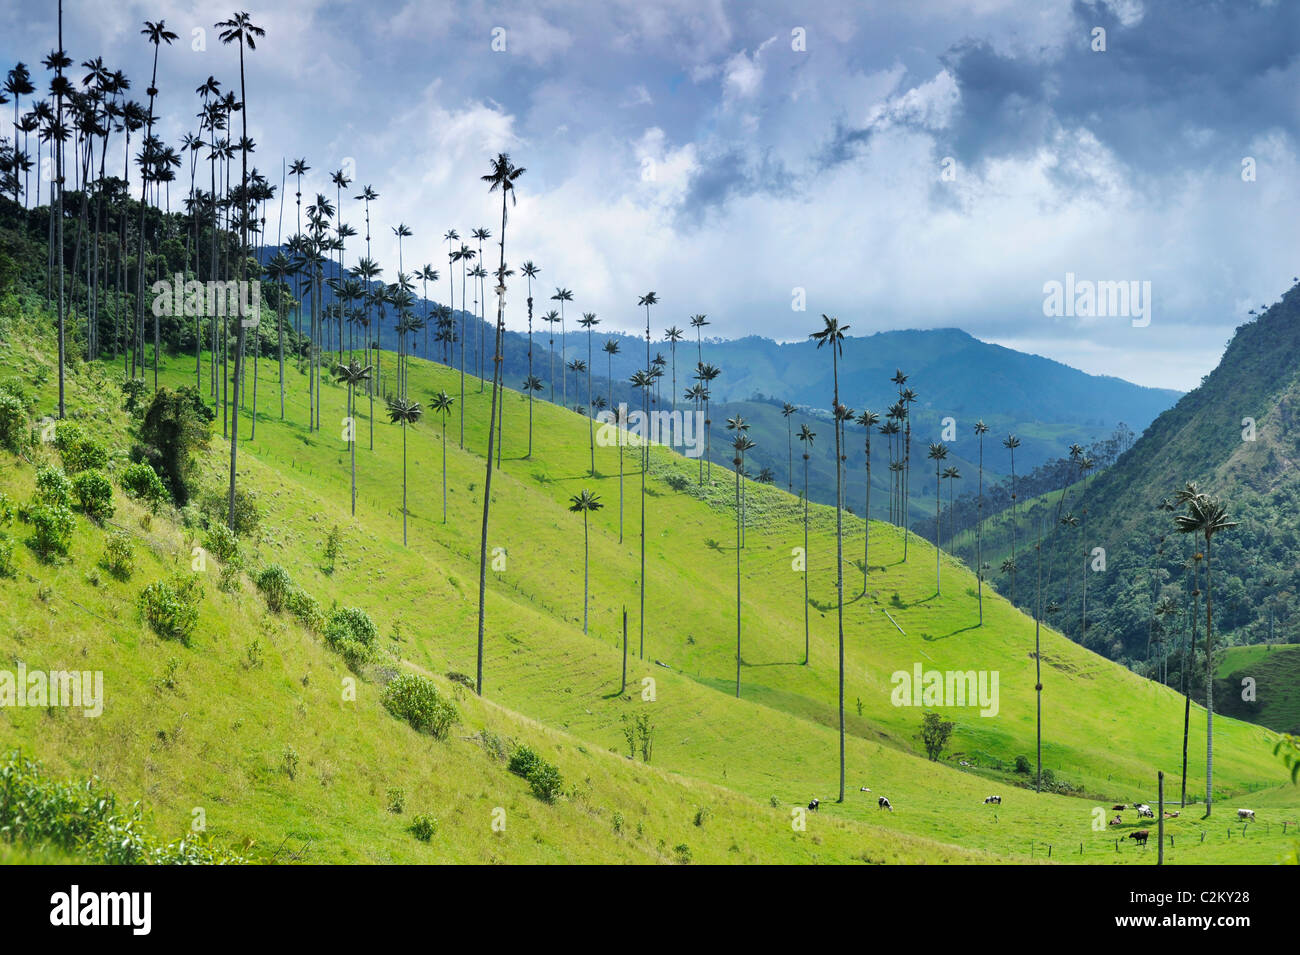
[1181,553,1197,808]
[977,433,984,624]
[832,351,845,804]
[1204,538,1215,815]
[475,183,510,696]
[803,454,810,665]
[735,454,743,697]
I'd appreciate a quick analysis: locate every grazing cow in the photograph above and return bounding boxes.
[878,796,893,812]
[1108,815,1123,827]
[1129,830,1150,846]
[1237,809,1255,822]
[1137,806,1154,819]
[808,798,820,812]
[983,795,1001,805]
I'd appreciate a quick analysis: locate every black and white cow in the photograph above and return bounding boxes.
[807,798,820,812]
[983,795,1002,805]
[878,796,892,812]
[1137,805,1154,819]
[1237,808,1255,822]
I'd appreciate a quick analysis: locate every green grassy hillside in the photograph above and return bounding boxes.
[1,291,1296,864]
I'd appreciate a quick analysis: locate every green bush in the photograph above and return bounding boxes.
[33,465,72,507]
[120,462,167,510]
[71,469,114,520]
[409,812,438,842]
[324,606,379,651]
[0,531,14,577]
[0,392,26,453]
[134,386,215,505]
[0,751,244,865]
[138,573,204,643]
[54,421,108,474]
[28,502,74,559]
[285,588,323,631]
[203,521,240,564]
[508,744,564,803]
[100,531,135,581]
[120,377,148,414]
[255,564,293,612]
[381,673,459,739]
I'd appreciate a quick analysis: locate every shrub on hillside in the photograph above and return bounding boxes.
[71,469,114,521]
[381,673,459,739]
[0,532,14,577]
[120,377,148,415]
[255,564,293,612]
[27,502,74,560]
[33,465,71,508]
[285,588,323,631]
[100,531,135,581]
[54,420,108,474]
[408,812,438,842]
[324,606,379,653]
[202,522,240,564]
[120,462,167,510]
[0,392,27,453]
[508,744,564,803]
[138,573,204,643]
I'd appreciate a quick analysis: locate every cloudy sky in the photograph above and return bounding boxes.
[4,0,1298,390]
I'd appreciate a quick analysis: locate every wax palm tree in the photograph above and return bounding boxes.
[733,431,756,697]
[264,251,292,419]
[392,222,411,272]
[942,465,961,551]
[451,242,474,446]
[521,260,540,454]
[630,367,654,657]
[469,262,489,387]
[797,423,817,665]
[1173,488,1237,816]
[385,396,422,545]
[579,312,599,473]
[696,361,720,481]
[430,390,454,524]
[974,420,989,624]
[551,287,574,405]
[726,415,751,547]
[857,409,879,591]
[810,314,848,804]
[900,385,917,554]
[664,325,684,415]
[134,19,177,399]
[1003,434,1021,602]
[927,443,949,595]
[781,402,797,492]
[334,359,372,516]
[603,337,620,408]
[569,490,604,634]
[417,263,439,357]
[472,227,492,383]
[475,152,525,696]
[215,12,263,529]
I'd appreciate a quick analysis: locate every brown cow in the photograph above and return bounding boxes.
[1128,830,1150,846]
[1111,804,1126,811]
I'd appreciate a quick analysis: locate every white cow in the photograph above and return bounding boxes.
[1237,808,1255,822]
[1137,805,1154,819]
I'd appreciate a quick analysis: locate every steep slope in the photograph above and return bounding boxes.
[1013,284,1300,663]
[1,291,1295,864]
